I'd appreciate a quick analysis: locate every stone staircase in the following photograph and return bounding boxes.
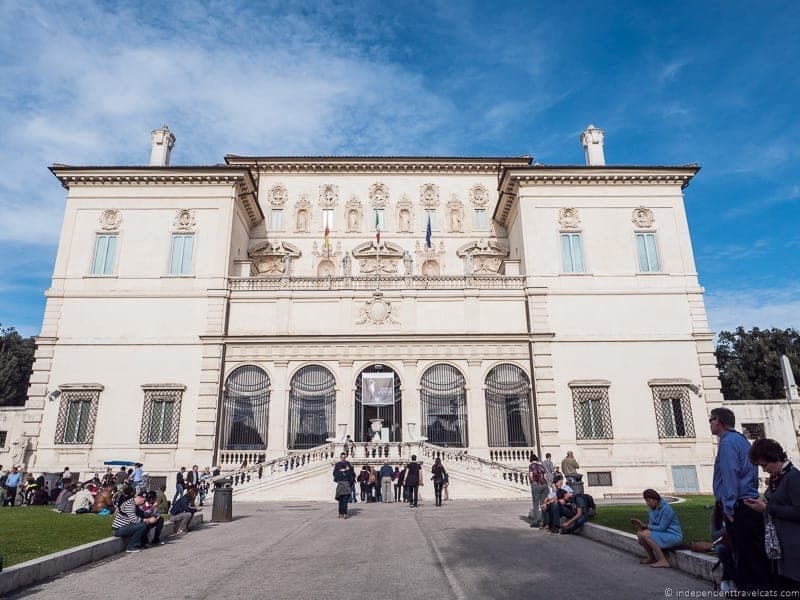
[220,441,530,502]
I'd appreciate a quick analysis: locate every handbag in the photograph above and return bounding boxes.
[764,513,782,560]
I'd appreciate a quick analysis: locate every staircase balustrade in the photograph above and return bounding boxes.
[218,450,266,469]
[216,443,337,491]
[488,447,535,463]
[419,442,530,489]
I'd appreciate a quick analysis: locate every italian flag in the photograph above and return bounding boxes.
[323,222,330,249]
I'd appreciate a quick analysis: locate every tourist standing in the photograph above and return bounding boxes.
[561,451,579,478]
[431,457,447,507]
[710,407,770,590]
[333,453,353,519]
[173,466,186,503]
[379,460,394,503]
[405,455,422,508]
[542,453,555,484]
[392,466,402,502]
[528,454,549,528]
[3,466,22,506]
[745,438,800,591]
[131,463,144,492]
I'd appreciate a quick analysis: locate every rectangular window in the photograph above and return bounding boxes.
[269,209,283,231]
[742,423,766,440]
[425,209,438,231]
[140,386,183,444]
[91,234,118,275]
[169,234,194,275]
[652,385,695,438]
[55,389,100,445]
[473,209,488,231]
[322,209,335,231]
[0,430,6,447]
[570,385,613,439]
[587,471,613,487]
[636,232,660,272]
[373,209,385,230]
[561,233,585,273]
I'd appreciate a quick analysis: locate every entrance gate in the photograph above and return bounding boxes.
[355,365,402,442]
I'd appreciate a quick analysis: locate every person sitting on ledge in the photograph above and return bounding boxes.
[631,489,683,568]
[141,491,165,546]
[112,492,160,553]
[169,488,199,535]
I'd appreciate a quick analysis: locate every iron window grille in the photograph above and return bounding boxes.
[0,430,6,447]
[571,385,613,440]
[288,365,336,449]
[355,365,403,442]
[420,364,468,447]
[221,366,271,450]
[587,471,613,487]
[485,364,534,447]
[651,385,695,438]
[55,388,100,445]
[140,386,184,444]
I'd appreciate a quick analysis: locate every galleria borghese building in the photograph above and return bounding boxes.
[6,125,725,500]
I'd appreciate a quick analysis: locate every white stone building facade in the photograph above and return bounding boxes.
[6,126,733,499]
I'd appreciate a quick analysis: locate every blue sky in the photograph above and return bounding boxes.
[1,1,798,336]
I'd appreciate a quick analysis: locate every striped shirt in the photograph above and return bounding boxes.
[112,498,143,529]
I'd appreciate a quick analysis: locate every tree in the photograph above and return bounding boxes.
[715,327,800,400]
[0,324,35,406]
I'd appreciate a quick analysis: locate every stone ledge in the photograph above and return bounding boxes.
[577,522,720,583]
[0,513,204,596]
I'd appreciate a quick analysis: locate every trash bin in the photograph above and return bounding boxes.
[566,474,584,496]
[211,477,233,523]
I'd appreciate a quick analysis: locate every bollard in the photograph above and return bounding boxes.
[211,476,233,522]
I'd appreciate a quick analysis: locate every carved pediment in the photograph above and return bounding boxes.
[456,239,509,274]
[249,241,301,276]
[353,240,404,275]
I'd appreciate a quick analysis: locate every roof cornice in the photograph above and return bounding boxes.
[224,155,532,175]
[49,165,263,228]
[494,165,700,225]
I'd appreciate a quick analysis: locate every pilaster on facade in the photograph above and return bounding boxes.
[196,341,224,454]
[336,361,354,440]
[20,338,59,467]
[266,362,289,455]
[467,360,489,451]
[204,288,230,336]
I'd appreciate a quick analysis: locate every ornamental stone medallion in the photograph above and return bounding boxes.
[173,209,196,231]
[269,184,288,207]
[470,184,489,207]
[558,207,580,229]
[632,206,655,228]
[356,291,399,326]
[99,209,122,230]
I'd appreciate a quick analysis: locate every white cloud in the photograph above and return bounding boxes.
[705,285,800,334]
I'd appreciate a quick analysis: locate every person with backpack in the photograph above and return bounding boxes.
[528,454,549,528]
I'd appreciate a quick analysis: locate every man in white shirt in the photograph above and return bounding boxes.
[70,485,95,513]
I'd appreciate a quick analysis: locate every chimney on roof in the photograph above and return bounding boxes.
[580,124,605,166]
[149,125,176,167]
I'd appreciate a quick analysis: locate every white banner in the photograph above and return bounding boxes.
[362,372,395,406]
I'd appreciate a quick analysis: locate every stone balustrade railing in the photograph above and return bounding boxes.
[488,447,535,463]
[229,275,525,292]
[419,442,530,489]
[216,443,338,490]
[219,450,267,469]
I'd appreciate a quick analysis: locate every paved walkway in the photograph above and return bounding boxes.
[13,499,713,599]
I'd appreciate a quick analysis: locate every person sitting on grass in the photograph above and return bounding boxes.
[92,483,115,513]
[54,483,77,513]
[70,483,95,514]
[169,487,199,535]
[631,489,683,568]
[112,492,160,553]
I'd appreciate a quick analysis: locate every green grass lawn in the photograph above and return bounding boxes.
[592,495,715,544]
[0,506,115,567]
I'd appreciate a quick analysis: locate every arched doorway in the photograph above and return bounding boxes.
[485,364,533,447]
[355,365,402,442]
[288,365,336,449]
[220,365,271,450]
[420,364,468,447]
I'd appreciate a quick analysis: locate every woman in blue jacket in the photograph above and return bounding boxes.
[631,488,683,568]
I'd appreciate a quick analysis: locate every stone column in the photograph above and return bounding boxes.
[467,359,489,456]
[267,361,289,457]
[402,359,420,442]
[338,361,354,440]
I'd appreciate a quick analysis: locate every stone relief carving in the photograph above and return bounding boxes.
[173,209,196,232]
[414,240,446,276]
[312,240,342,276]
[356,291,399,325]
[294,194,312,232]
[342,253,352,277]
[319,184,339,208]
[269,184,288,207]
[447,194,464,233]
[99,209,122,230]
[403,251,413,275]
[470,184,490,207]
[632,206,655,228]
[456,239,509,274]
[558,207,581,229]
[345,196,363,233]
[352,240,404,275]
[420,183,439,209]
[249,240,301,276]
[369,183,389,208]
[395,194,413,233]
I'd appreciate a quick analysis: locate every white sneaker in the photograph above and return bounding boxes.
[720,581,737,592]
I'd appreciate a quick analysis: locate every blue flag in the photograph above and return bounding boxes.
[425,212,432,248]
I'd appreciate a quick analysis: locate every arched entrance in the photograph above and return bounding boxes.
[287,365,336,449]
[355,365,402,442]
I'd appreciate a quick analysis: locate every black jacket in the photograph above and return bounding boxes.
[766,464,800,583]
